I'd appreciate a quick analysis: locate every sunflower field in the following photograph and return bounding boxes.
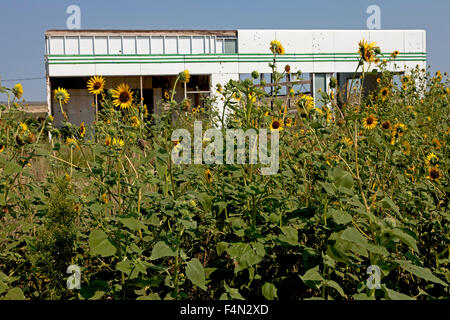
[0,40,449,300]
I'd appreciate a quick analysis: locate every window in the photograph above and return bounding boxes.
[224,39,237,54]
[314,73,327,108]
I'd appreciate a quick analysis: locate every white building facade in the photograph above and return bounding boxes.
[45,29,426,125]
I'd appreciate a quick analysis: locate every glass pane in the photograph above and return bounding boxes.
[224,39,237,54]
[314,73,326,108]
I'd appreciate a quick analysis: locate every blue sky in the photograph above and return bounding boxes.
[0,0,449,101]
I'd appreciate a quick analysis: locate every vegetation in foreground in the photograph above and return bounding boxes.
[0,40,449,300]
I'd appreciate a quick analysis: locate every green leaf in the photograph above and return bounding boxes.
[89,230,117,257]
[116,260,132,275]
[383,287,414,300]
[262,282,278,300]
[216,242,229,256]
[300,265,324,282]
[332,167,353,190]
[149,241,176,260]
[390,229,418,252]
[279,226,298,246]
[319,182,336,196]
[329,209,352,225]
[2,287,25,300]
[224,283,244,300]
[396,260,447,286]
[185,258,206,290]
[324,280,346,298]
[118,217,146,231]
[382,197,400,214]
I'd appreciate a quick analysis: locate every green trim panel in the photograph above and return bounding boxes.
[47,52,426,65]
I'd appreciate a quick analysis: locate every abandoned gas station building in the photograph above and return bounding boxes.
[44,29,426,125]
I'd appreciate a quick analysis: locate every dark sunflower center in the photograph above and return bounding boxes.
[367,117,374,125]
[272,121,280,129]
[93,82,101,90]
[382,90,387,96]
[430,169,439,179]
[119,92,130,103]
[382,122,390,129]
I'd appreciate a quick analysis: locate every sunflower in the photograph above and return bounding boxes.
[402,140,411,155]
[270,118,284,132]
[426,166,441,181]
[112,137,125,148]
[78,122,86,138]
[0,144,5,153]
[101,193,109,204]
[391,50,399,58]
[54,87,70,104]
[342,137,353,146]
[285,117,293,127]
[179,70,190,83]
[425,152,438,167]
[380,87,390,101]
[164,91,170,100]
[248,93,256,103]
[270,40,285,55]
[74,203,81,213]
[112,83,133,109]
[381,120,391,130]
[358,39,378,62]
[12,83,23,99]
[376,78,381,84]
[66,137,78,149]
[362,114,378,130]
[19,122,28,133]
[86,76,105,95]
[431,138,442,150]
[393,122,407,136]
[130,116,140,128]
[205,169,213,183]
[105,136,112,147]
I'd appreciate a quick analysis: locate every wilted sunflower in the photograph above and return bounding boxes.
[380,87,390,101]
[426,166,441,181]
[362,114,378,130]
[270,118,284,132]
[12,83,23,99]
[425,152,438,167]
[78,122,86,138]
[54,87,70,104]
[87,76,105,95]
[205,169,213,183]
[130,116,140,128]
[74,203,81,213]
[112,83,133,109]
[178,70,190,83]
[382,120,391,130]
